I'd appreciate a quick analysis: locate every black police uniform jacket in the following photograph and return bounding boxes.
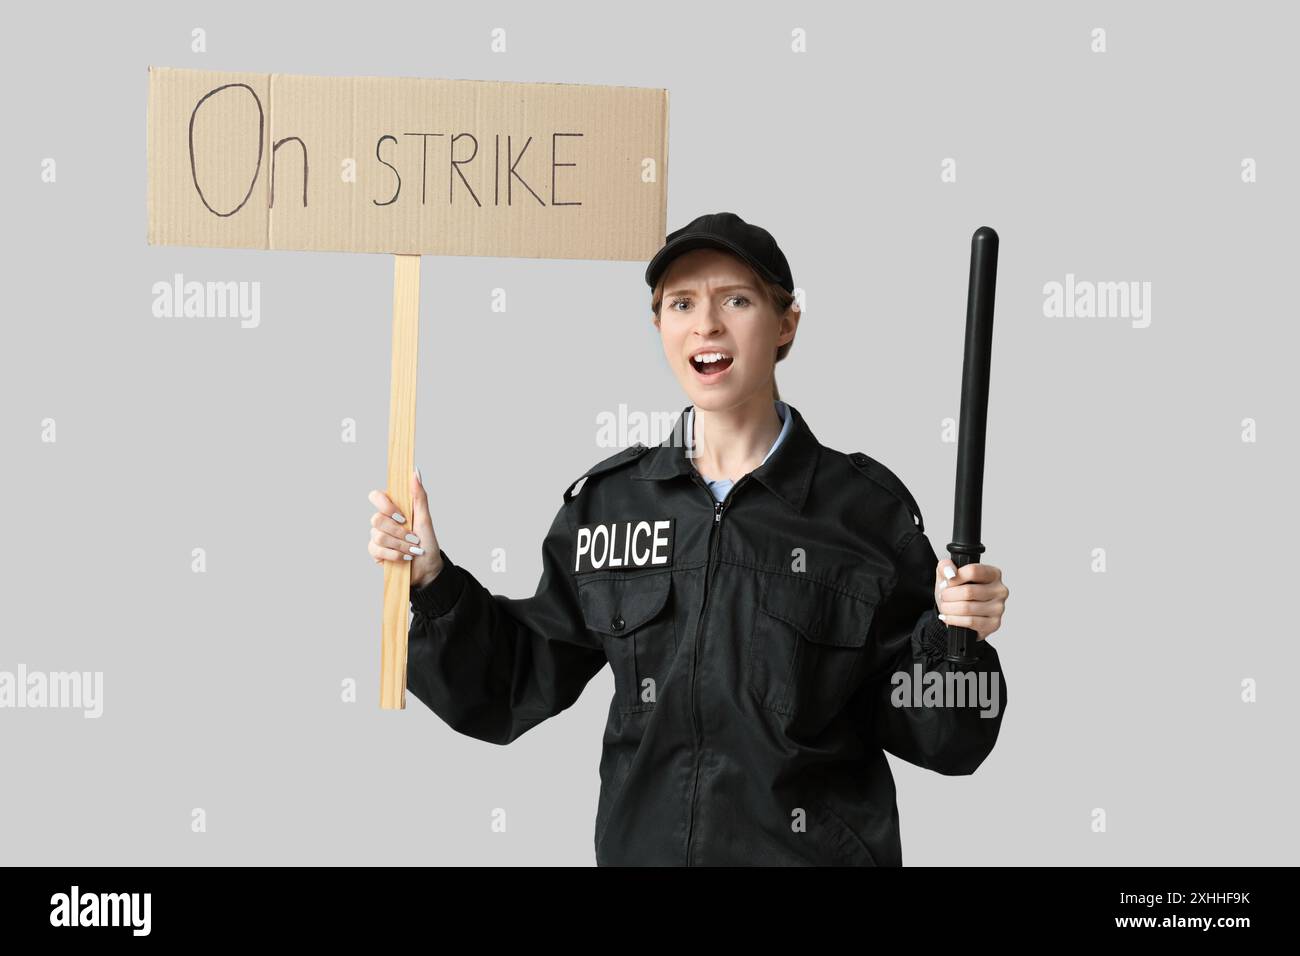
[407,402,1007,865]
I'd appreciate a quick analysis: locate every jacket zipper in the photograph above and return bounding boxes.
[683,473,747,865]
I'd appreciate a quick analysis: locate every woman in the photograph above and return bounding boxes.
[366,211,1011,866]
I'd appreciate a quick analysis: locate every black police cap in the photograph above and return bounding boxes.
[644,211,794,295]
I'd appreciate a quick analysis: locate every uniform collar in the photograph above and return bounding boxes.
[633,400,820,513]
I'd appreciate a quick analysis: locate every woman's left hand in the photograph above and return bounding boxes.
[933,560,1008,642]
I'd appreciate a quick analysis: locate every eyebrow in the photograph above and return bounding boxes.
[664,283,756,298]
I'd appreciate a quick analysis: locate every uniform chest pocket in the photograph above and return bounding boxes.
[577,571,677,714]
[748,576,875,731]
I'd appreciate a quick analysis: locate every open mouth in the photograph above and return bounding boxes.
[689,351,735,379]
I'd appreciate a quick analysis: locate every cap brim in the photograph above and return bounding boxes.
[644,233,783,291]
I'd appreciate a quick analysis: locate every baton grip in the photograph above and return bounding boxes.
[943,543,985,664]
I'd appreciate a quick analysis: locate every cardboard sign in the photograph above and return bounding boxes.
[146,66,669,259]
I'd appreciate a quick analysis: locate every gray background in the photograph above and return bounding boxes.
[2,0,1296,865]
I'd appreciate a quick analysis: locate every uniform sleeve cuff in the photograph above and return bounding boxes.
[917,609,950,663]
[410,549,465,618]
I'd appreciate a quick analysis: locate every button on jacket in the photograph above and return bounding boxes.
[407,402,1007,866]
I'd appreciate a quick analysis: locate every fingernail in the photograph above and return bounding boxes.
[405,533,420,544]
[392,511,405,523]
[410,546,426,555]
[403,554,413,561]
[943,566,956,580]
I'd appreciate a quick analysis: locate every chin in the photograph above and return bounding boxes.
[676,367,757,411]
[683,390,749,414]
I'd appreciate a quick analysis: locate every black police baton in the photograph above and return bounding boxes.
[944,226,999,665]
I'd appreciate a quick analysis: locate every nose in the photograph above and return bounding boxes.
[691,300,724,337]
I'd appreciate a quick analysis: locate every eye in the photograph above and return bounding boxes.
[726,295,751,307]
[667,297,691,311]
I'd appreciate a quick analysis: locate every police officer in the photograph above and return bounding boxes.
[366,211,1011,866]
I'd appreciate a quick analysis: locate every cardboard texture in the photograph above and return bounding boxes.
[147,66,670,260]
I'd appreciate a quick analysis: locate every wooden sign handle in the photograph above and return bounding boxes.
[380,254,421,709]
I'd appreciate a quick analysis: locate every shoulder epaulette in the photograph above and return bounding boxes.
[847,451,924,532]
[563,443,650,503]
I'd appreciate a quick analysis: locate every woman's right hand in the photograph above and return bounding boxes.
[367,468,444,589]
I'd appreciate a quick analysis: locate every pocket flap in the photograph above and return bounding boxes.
[757,577,875,647]
[578,572,672,636]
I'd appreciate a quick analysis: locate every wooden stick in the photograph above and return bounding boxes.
[381,254,421,709]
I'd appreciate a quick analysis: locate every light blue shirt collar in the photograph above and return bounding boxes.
[686,400,792,502]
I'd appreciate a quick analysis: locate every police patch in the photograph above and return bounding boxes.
[574,519,675,573]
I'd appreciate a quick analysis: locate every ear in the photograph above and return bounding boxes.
[778,301,799,347]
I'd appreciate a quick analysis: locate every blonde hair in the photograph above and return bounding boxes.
[650,262,798,401]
